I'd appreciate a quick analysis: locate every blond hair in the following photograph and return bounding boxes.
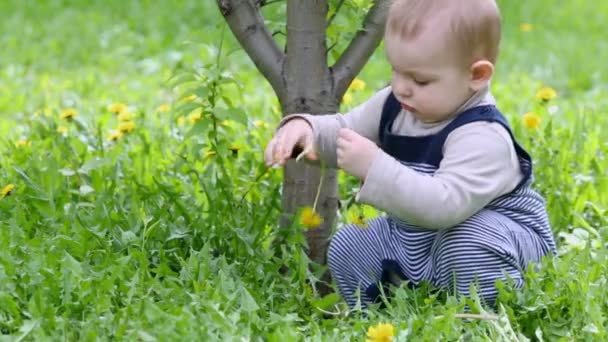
[386,0,501,65]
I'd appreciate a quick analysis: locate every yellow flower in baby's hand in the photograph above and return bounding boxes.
[156,104,170,113]
[522,112,542,129]
[118,121,136,133]
[15,140,31,148]
[366,322,395,342]
[60,108,78,120]
[1,184,14,198]
[349,78,366,91]
[520,23,533,32]
[535,87,557,102]
[300,207,323,229]
[107,103,128,115]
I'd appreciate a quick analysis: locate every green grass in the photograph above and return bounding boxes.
[0,0,607,340]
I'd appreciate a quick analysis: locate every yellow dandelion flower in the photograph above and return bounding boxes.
[108,131,123,141]
[60,108,78,120]
[156,104,171,113]
[522,112,542,129]
[348,210,368,228]
[229,144,240,156]
[204,150,217,158]
[300,207,323,229]
[15,140,31,148]
[117,112,132,122]
[177,116,186,126]
[183,94,197,102]
[57,126,68,134]
[366,323,395,342]
[535,87,557,102]
[253,120,268,128]
[1,184,14,198]
[107,103,129,115]
[520,23,533,32]
[188,112,202,124]
[118,121,136,133]
[342,92,353,105]
[349,78,366,91]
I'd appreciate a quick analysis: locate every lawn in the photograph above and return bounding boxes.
[0,0,607,340]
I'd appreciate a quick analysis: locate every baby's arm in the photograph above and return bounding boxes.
[357,122,523,229]
[278,86,392,167]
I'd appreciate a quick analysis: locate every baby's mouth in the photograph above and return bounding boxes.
[401,103,416,112]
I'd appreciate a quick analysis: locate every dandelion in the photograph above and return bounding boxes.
[60,108,78,120]
[156,104,171,113]
[57,126,68,134]
[183,94,197,102]
[117,112,132,122]
[188,112,202,124]
[118,121,136,133]
[204,150,217,158]
[1,184,14,198]
[349,78,366,91]
[535,87,557,102]
[15,140,31,148]
[366,323,395,342]
[522,112,542,129]
[228,144,240,156]
[300,207,323,229]
[254,120,269,128]
[107,103,129,115]
[348,210,368,228]
[520,23,533,32]
[108,131,123,141]
[342,92,353,105]
[221,120,234,127]
[177,116,186,126]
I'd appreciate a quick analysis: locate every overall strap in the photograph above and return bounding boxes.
[378,92,402,144]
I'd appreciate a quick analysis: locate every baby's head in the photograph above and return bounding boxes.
[385,0,501,122]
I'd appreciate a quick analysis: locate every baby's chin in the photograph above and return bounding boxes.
[410,110,453,124]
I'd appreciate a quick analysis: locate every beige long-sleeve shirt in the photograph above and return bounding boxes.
[282,86,523,229]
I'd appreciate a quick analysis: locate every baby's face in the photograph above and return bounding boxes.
[385,30,475,123]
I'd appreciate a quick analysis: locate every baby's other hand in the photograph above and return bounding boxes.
[337,128,379,180]
[264,118,317,167]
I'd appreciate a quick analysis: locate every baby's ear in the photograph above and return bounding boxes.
[469,60,494,91]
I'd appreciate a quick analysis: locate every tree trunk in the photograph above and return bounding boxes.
[217,0,388,288]
[279,0,337,269]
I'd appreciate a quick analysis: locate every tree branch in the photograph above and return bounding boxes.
[332,0,390,98]
[217,0,286,99]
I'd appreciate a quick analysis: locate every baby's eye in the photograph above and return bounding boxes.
[414,79,430,86]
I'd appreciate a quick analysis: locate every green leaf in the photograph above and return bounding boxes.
[185,118,211,140]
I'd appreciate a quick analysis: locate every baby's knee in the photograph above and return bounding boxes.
[327,225,357,268]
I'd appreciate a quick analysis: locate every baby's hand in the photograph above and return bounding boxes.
[264,118,317,167]
[337,128,379,180]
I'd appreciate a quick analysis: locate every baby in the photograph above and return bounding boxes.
[264,0,556,308]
